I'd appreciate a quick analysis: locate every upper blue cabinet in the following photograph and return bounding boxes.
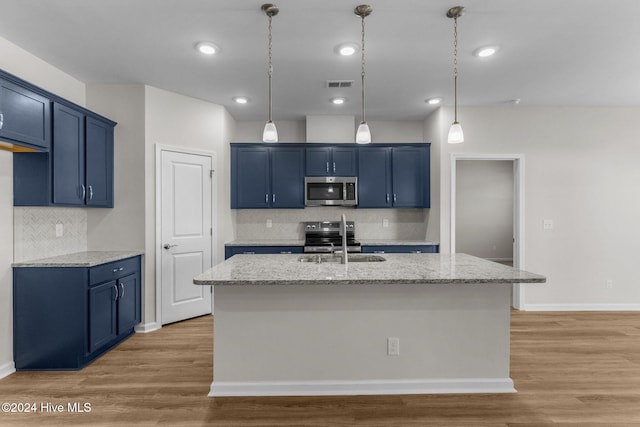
[0,77,51,151]
[305,146,357,176]
[231,144,305,209]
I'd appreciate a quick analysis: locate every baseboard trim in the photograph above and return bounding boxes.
[0,361,16,380]
[209,378,516,397]
[522,304,640,311]
[135,322,161,333]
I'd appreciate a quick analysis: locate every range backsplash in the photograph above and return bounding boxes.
[14,207,87,262]
[234,207,429,241]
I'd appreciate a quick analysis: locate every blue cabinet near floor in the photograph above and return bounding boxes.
[13,256,141,370]
[13,103,114,207]
[306,146,357,176]
[231,144,304,209]
[357,144,430,208]
[0,77,51,151]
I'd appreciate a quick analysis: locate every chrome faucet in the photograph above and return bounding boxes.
[339,214,348,265]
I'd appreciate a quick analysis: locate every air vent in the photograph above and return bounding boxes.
[326,80,354,88]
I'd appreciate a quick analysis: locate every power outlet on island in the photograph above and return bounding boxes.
[266,219,273,228]
[387,337,400,356]
[605,279,613,289]
[55,223,64,238]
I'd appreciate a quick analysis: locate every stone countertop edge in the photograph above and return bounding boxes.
[225,240,440,246]
[13,251,144,268]
[193,253,546,286]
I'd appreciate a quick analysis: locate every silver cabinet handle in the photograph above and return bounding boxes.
[386,194,390,203]
[411,250,422,254]
[163,244,178,250]
[333,162,336,174]
[0,113,3,130]
[393,194,397,203]
[112,267,125,273]
[374,250,385,254]
[280,251,292,254]
[242,251,256,254]
[326,162,329,173]
[266,194,269,203]
[113,285,118,301]
[81,184,86,201]
[272,194,276,203]
[88,185,93,201]
[119,282,125,299]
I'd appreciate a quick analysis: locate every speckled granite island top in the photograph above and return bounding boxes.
[193,253,545,286]
[13,251,143,268]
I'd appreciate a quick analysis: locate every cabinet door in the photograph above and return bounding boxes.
[0,78,51,150]
[332,147,357,176]
[357,147,392,208]
[271,147,304,208]
[232,146,271,208]
[89,280,118,353]
[117,273,141,334]
[305,147,332,176]
[86,117,114,207]
[52,103,85,205]
[392,147,429,208]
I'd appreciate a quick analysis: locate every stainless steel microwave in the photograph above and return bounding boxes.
[304,176,357,206]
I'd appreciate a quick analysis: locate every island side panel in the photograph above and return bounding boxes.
[212,282,513,396]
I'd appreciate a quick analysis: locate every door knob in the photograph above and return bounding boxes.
[163,244,178,250]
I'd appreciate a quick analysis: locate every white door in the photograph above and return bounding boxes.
[160,149,213,325]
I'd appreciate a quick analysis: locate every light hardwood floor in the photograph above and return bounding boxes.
[1,311,639,426]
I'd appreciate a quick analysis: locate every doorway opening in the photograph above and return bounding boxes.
[450,154,525,309]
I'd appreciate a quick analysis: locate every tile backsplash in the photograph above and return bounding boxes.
[235,207,429,241]
[14,207,87,262]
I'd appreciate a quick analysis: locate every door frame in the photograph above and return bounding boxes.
[155,145,217,327]
[450,153,525,309]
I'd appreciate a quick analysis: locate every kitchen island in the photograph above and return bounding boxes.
[194,253,545,397]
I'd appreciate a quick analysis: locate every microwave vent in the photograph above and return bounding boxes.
[326,80,354,88]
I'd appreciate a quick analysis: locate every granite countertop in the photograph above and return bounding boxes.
[13,251,144,268]
[225,240,305,247]
[193,253,546,286]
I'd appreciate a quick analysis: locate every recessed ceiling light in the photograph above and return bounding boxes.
[473,45,500,58]
[233,96,249,104]
[426,97,443,105]
[334,43,359,56]
[331,97,347,105]
[195,41,219,55]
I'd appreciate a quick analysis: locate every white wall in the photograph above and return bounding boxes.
[456,160,513,260]
[435,106,640,309]
[144,86,235,326]
[0,36,86,376]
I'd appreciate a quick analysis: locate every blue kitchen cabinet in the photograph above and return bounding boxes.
[306,146,357,176]
[225,245,304,259]
[13,103,115,207]
[0,77,51,151]
[361,244,439,254]
[357,144,430,208]
[231,144,304,209]
[13,256,141,370]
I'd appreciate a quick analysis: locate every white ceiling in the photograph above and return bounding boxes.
[1,0,639,121]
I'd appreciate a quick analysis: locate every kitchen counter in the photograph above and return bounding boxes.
[194,253,544,286]
[13,250,144,267]
[196,253,545,397]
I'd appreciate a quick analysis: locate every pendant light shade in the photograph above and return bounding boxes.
[354,5,372,144]
[263,120,278,142]
[262,4,279,142]
[447,6,464,144]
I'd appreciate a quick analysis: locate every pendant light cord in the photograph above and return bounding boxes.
[453,15,458,123]
[360,13,366,123]
[267,13,273,123]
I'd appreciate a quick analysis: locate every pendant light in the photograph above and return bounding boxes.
[447,6,464,144]
[262,4,279,142]
[354,5,372,144]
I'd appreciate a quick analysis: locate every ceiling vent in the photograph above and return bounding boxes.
[326,80,354,89]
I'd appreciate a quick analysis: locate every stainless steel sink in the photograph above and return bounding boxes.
[298,254,386,263]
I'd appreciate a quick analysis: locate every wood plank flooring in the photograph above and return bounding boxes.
[1,311,639,426]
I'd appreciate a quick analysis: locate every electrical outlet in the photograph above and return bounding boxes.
[543,219,554,230]
[382,218,389,228]
[55,223,64,237]
[266,219,272,228]
[605,279,613,289]
[387,337,400,356]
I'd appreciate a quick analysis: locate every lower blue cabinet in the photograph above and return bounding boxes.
[361,245,439,254]
[225,245,303,259]
[13,255,141,370]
